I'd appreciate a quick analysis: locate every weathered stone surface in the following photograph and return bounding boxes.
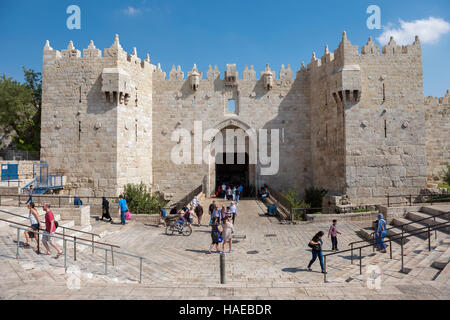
[40,33,449,205]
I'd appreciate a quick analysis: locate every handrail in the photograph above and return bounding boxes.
[9,224,145,283]
[0,208,101,238]
[348,210,450,247]
[265,185,293,222]
[322,218,450,283]
[329,219,450,258]
[0,217,119,249]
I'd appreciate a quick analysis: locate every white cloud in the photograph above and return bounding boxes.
[123,6,141,16]
[377,17,450,46]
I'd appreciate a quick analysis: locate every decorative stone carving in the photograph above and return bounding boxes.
[188,64,201,91]
[261,64,274,91]
[225,64,238,87]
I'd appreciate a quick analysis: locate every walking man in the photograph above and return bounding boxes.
[41,203,63,258]
[25,185,34,205]
[118,195,128,225]
[229,201,237,225]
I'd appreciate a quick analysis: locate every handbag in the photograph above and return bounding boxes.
[125,210,132,220]
[308,241,320,251]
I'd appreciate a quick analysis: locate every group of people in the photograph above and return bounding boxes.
[306,214,388,273]
[207,200,237,253]
[158,196,205,229]
[217,183,243,203]
[23,202,63,257]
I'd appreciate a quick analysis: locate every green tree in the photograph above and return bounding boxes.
[0,68,41,151]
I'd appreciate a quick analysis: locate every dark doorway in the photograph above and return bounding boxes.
[216,152,249,190]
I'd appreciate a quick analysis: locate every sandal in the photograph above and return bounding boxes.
[55,251,63,259]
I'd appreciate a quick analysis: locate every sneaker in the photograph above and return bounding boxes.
[307,267,312,271]
[229,250,234,253]
[321,270,327,274]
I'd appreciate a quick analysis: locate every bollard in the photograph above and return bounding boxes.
[16,228,20,259]
[64,239,67,272]
[359,248,362,275]
[74,236,77,261]
[220,253,226,284]
[139,258,143,284]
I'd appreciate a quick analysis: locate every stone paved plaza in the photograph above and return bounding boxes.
[0,198,449,300]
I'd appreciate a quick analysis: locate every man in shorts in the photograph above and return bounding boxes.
[42,203,63,258]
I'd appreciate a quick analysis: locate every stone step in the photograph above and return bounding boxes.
[406,211,450,232]
[391,218,433,239]
[420,206,450,218]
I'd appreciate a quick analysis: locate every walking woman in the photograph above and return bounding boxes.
[307,231,326,274]
[222,216,234,253]
[375,213,387,253]
[208,216,222,254]
[24,202,41,250]
[101,196,112,222]
[195,204,203,226]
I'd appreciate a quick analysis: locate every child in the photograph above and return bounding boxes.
[328,219,342,252]
[175,210,186,230]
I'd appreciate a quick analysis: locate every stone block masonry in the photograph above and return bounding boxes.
[40,32,449,205]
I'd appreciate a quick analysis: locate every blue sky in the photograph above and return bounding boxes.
[0,0,449,96]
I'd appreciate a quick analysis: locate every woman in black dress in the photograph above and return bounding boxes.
[101,197,112,222]
[208,216,222,254]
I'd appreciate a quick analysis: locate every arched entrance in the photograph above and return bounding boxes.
[207,119,257,197]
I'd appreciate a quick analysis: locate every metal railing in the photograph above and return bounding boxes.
[0,216,119,258]
[264,185,293,222]
[174,185,202,210]
[322,217,450,283]
[385,193,450,207]
[0,174,28,187]
[0,149,40,161]
[348,210,450,248]
[0,208,101,244]
[9,224,145,283]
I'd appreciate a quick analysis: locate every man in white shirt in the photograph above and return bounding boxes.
[229,201,237,224]
[222,183,226,199]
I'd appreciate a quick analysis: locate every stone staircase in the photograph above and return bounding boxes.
[325,235,450,285]
[357,206,450,244]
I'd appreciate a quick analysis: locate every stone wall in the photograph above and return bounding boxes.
[41,32,444,206]
[425,92,450,182]
[343,36,426,205]
[41,36,153,197]
[152,64,311,201]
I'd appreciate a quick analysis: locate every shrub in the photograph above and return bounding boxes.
[304,187,328,208]
[442,164,450,186]
[123,182,168,214]
[281,186,302,209]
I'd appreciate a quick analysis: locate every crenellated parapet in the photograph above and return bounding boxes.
[242,65,256,81]
[169,65,184,80]
[43,34,153,70]
[425,90,450,106]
